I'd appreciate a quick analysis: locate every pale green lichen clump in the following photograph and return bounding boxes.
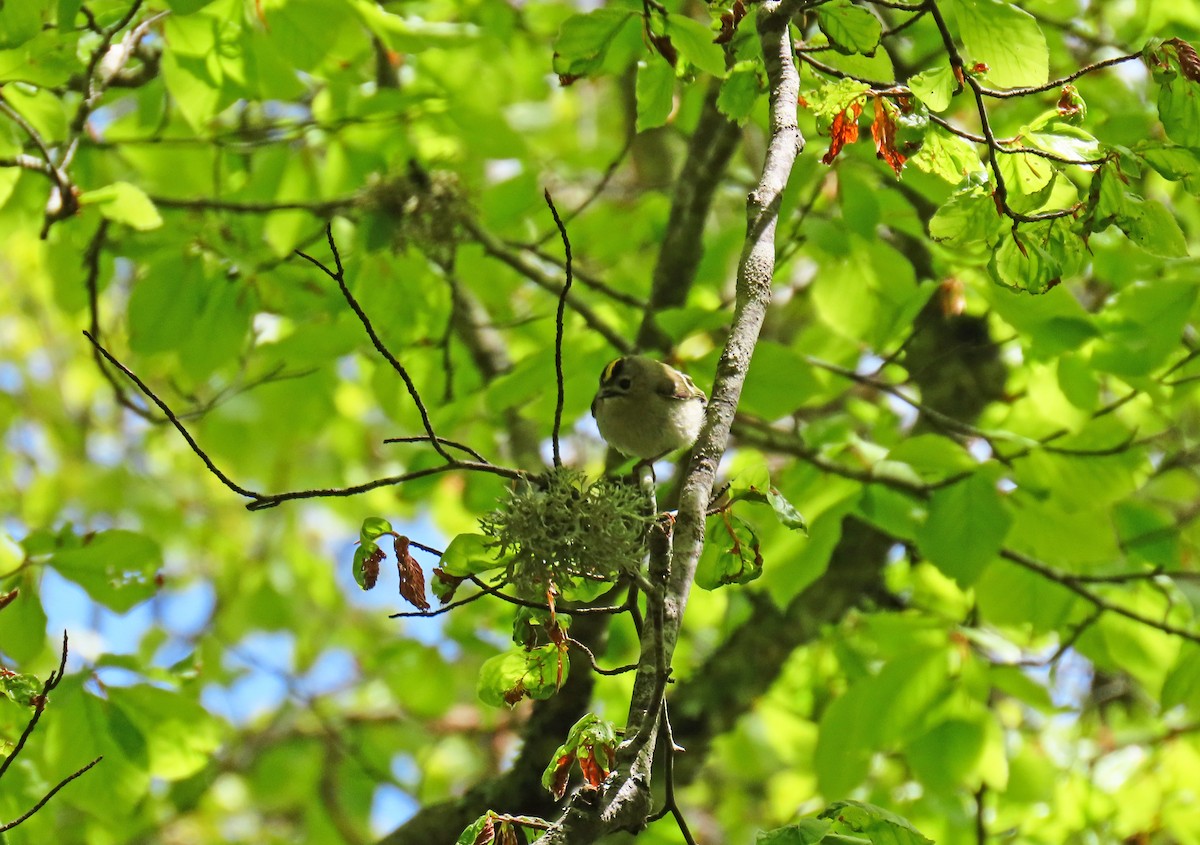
[480,468,652,593]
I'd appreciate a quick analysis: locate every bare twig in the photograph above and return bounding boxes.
[544,190,573,469]
[565,638,638,676]
[460,215,632,354]
[0,757,103,832]
[999,549,1200,645]
[150,194,358,215]
[0,633,73,782]
[84,331,523,511]
[383,436,489,464]
[296,225,454,464]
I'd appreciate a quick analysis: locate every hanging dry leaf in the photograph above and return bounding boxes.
[821,100,862,165]
[870,97,907,176]
[395,535,430,611]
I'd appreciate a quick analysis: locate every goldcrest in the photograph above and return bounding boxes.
[591,356,707,460]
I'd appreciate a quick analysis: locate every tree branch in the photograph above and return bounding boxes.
[532,3,807,841]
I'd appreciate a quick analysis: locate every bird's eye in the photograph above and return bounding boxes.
[618,377,632,390]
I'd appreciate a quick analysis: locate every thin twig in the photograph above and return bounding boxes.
[83,331,261,499]
[565,637,638,676]
[460,215,632,354]
[530,135,634,247]
[383,436,489,464]
[244,462,525,512]
[0,632,70,781]
[0,757,103,832]
[646,699,694,844]
[544,190,573,469]
[151,194,357,214]
[296,225,455,464]
[999,549,1200,645]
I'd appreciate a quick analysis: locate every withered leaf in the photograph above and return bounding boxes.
[395,535,430,611]
[548,753,575,799]
[361,546,384,590]
[578,749,608,788]
[471,816,496,845]
[821,100,863,165]
[870,97,907,176]
[432,567,465,604]
[1167,37,1200,82]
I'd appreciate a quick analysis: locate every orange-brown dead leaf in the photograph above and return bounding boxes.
[870,97,907,176]
[938,278,966,317]
[821,100,863,165]
[715,0,747,44]
[578,749,608,788]
[361,546,384,590]
[395,535,429,610]
[1167,37,1200,82]
[472,816,499,845]
[549,753,575,799]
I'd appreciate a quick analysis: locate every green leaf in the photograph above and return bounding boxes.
[718,61,763,123]
[0,669,42,705]
[906,717,988,793]
[696,513,764,589]
[731,485,809,534]
[948,0,1048,89]
[1090,280,1198,376]
[1118,197,1189,258]
[990,218,1086,294]
[915,473,1011,586]
[803,77,872,121]
[551,8,636,79]
[164,0,218,12]
[819,800,934,845]
[0,574,47,663]
[885,435,976,483]
[359,516,393,544]
[455,814,492,845]
[909,124,983,183]
[668,15,725,77]
[44,677,151,818]
[928,185,1003,249]
[766,488,809,534]
[350,0,479,52]
[0,0,47,49]
[476,644,567,708]
[756,819,834,844]
[907,64,957,112]
[635,60,674,132]
[126,256,200,355]
[48,529,162,612]
[1138,144,1200,184]
[79,182,163,231]
[815,651,950,797]
[259,0,351,71]
[439,533,504,577]
[1163,645,1200,710]
[815,0,882,56]
[352,544,377,590]
[108,685,223,780]
[1157,74,1200,147]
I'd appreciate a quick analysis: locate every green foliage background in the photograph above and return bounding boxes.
[2,0,1200,843]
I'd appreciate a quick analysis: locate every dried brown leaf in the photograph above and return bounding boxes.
[821,100,863,165]
[395,535,430,610]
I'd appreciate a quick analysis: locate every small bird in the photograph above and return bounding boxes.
[591,356,707,460]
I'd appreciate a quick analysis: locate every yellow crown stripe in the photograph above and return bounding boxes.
[602,359,622,382]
